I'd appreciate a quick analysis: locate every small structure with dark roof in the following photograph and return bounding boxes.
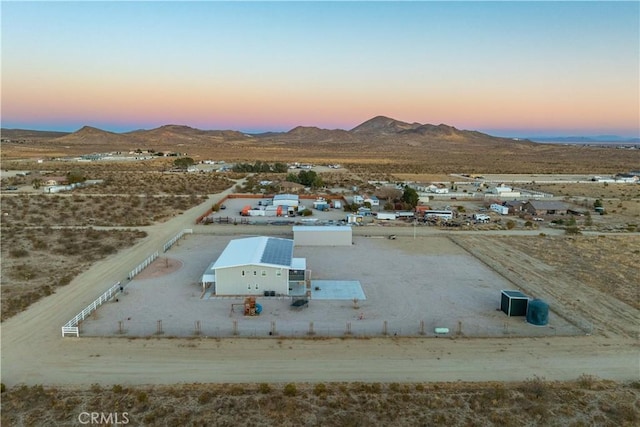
[523,200,569,216]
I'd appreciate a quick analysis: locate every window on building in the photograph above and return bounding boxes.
[255,284,259,290]
[241,270,245,276]
[261,270,267,277]
[253,271,257,276]
[276,270,282,277]
[247,284,251,289]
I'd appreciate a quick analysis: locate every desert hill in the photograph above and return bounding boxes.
[2,116,638,174]
[350,115,422,134]
[51,126,128,145]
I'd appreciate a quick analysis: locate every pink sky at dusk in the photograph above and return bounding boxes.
[2,2,638,138]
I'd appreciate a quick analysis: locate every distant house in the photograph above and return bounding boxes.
[44,177,67,186]
[278,181,305,193]
[364,195,380,207]
[505,200,526,214]
[524,201,569,216]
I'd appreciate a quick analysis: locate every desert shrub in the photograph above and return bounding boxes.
[98,245,117,255]
[313,383,327,396]
[565,226,581,235]
[258,383,271,394]
[9,248,29,258]
[283,383,297,397]
[198,391,213,404]
[506,220,516,230]
[136,391,148,403]
[112,384,124,394]
[576,374,597,389]
[520,376,547,399]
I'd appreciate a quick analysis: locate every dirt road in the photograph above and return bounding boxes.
[2,181,638,387]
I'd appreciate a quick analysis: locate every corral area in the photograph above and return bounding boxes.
[80,234,581,338]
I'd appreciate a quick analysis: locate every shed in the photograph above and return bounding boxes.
[293,226,352,247]
[501,290,529,316]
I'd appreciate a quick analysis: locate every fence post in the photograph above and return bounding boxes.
[156,320,163,335]
[194,320,201,335]
[308,321,315,336]
[270,321,277,336]
[419,320,425,335]
[118,321,124,335]
[382,320,388,336]
[232,320,238,336]
[345,322,352,335]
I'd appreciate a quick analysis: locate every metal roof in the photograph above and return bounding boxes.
[213,237,294,270]
[273,194,299,200]
[502,290,528,299]
[527,200,569,210]
[293,226,351,232]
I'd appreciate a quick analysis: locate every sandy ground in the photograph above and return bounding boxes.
[79,235,581,338]
[1,180,638,387]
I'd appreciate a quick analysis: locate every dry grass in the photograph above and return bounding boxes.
[1,379,638,426]
[0,227,147,321]
[1,194,208,227]
[502,235,640,310]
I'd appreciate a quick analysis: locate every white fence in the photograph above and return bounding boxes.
[61,281,122,337]
[163,229,193,252]
[128,251,159,280]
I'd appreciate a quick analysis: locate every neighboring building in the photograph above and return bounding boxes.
[490,185,521,198]
[505,200,526,214]
[490,203,509,215]
[293,226,352,246]
[523,200,569,216]
[364,195,380,207]
[201,237,306,296]
[273,194,300,207]
[278,181,305,193]
[44,177,66,186]
[353,195,364,204]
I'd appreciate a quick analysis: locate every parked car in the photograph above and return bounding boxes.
[4,186,18,191]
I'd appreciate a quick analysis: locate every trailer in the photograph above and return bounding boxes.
[490,203,509,215]
[376,212,397,220]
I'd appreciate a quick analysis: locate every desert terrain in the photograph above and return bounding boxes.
[1,122,639,425]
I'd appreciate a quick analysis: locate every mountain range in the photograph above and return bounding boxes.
[1,116,529,148]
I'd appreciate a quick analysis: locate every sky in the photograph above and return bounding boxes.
[1,1,639,138]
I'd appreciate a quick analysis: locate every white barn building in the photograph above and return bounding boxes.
[202,237,306,296]
[293,226,352,246]
[273,194,300,207]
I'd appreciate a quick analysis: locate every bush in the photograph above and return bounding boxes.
[198,391,213,403]
[506,220,516,230]
[283,383,297,397]
[565,226,581,235]
[112,384,124,394]
[313,383,327,396]
[258,383,271,394]
[9,248,29,258]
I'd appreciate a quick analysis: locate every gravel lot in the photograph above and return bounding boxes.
[80,234,581,338]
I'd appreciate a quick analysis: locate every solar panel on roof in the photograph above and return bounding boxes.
[261,238,293,266]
